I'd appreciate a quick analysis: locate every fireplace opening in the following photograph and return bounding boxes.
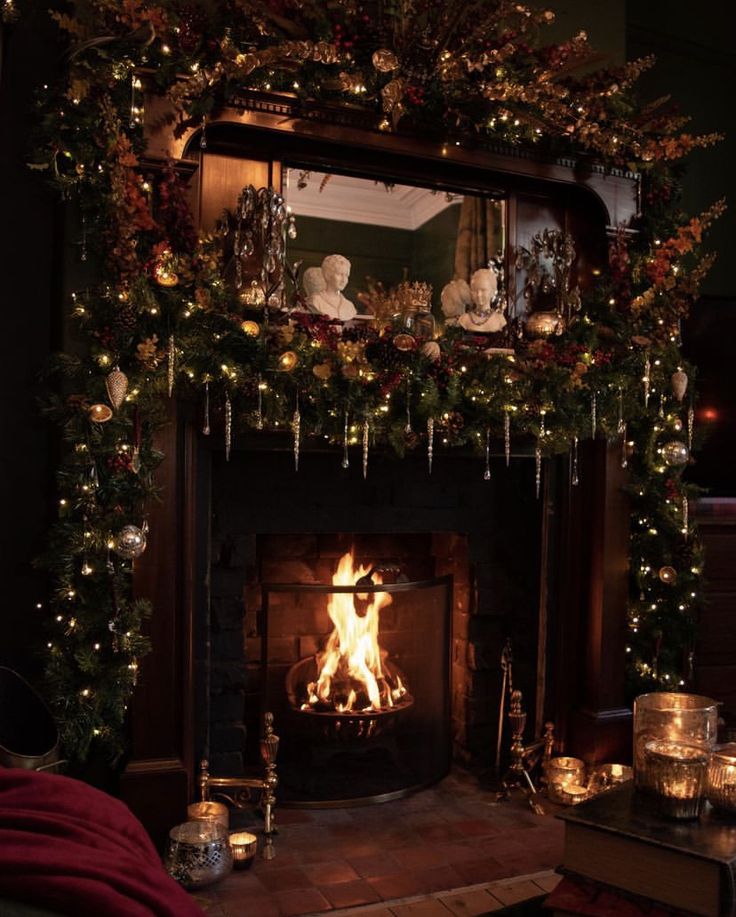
[260,548,451,804]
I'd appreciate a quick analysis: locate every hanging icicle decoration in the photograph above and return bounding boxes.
[80,214,88,262]
[659,394,666,418]
[617,387,627,468]
[200,115,207,150]
[643,353,651,408]
[687,403,694,451]
[540,408,546,439]
[342,410,350,469]
[572,436,579,486]
[405,381,412,434]
[682,495,689,538]
[256,375,264,431]
[504,410,511,467]
[427,417,435,474]
[620,423,628,469]
[591,391,597,439]
[202,382,210,436]
[224,393,232,462]
[535,441,542,499]
[362,419,369,480]
[167,333,175,398]
[484,428,491,480]
[292,394,301,472]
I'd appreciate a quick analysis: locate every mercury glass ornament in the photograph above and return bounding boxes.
[671,369,688,403]
[114,524,147,559]
[661,440,689,467]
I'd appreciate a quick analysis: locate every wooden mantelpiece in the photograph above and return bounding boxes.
[120,95,637,839]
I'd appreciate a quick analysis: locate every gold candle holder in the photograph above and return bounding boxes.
[229,831,258,870]
[187,800,229,831]
[555,784,589,806]
[706,743,736,814]
[644,740,708,820]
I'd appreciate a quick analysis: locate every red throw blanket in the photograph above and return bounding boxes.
[0,767,206,917]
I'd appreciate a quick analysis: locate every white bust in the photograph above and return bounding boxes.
[457,267,506,333]
[440,279,471,326]
[307,254,357,321]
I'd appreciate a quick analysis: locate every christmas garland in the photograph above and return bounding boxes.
[17,0,723,762]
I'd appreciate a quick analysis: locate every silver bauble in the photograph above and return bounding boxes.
[661,440,689,467]
[114,524,147,559]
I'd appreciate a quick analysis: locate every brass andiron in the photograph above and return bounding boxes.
[199,712,279,858]
[497,689,555,816]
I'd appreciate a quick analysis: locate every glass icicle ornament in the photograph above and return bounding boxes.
[484,428,491,480]
[535,441,542,499]
[202,382,210,436]
[688,404,694,451]
[342,410,350,469]
[643,353,651,408]
[292,394,301,472]
[168,334,175,397]
[620,423,628,469]
[405,382,412,434]
[256,375,264,430]
[427,417,434,474]
[572,436,579,486]
[591,391,597,439]
[683,495,689,538]
[224,394,232,462]
[504,410,511,467]
[200,115,207,150]
[659,394,665,418]
[362,419,369,480]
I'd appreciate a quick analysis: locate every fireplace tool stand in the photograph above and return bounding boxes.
[199,711,279,859]
[495,642,555,815]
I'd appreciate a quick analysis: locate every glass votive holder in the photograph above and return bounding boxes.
[552,784,589,806]
[545,756,586,787]
[164,820,233,889]
[187,800,230,831]
[229,831,258,870]
[644,740,709,820]
[587,763,633,794]
[633,692,718,792]
[706,743,736,814]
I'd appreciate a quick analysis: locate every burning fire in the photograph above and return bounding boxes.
[302,551,409,714]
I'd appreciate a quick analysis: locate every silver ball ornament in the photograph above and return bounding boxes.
[661,440,689,467]
[114,525,147,559]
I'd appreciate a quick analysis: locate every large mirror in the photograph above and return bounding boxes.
[283,168,507,328]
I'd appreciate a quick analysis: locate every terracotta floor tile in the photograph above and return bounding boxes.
[320,879,382,908]
[440,888,504,915]
[533,872,562,893]
[416,864,464,892]
[489,878,545,906]
[219,894,281,917]
[346,851,404,878]
[451,856,510,886]
[272,886,333,916]
[390,845,449,871]
[255,865,313,892]
[431,841,479,864]
[411,823,464,842]
[390,900,454,916]
[367,870,432,900]
[296,844,347,865]
[448,819,500,838]
[301,860,361,886]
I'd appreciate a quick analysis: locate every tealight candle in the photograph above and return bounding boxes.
[556,784,589,806]
[187,801,229,831]
[545,756,586,798]
[589,763,633,792]
[229,831,258,869]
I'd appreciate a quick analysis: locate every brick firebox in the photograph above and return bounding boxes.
[199,441,544,795]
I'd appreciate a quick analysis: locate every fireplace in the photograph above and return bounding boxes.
[198,439,544,807]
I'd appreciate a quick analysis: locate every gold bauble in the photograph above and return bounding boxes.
[278,351,298,372]
[658,566,678,585]
[525,311,564,338]
[393,333,416,352]
[372,49,399,73]
[240,320,260,337]
[89,403,113,423]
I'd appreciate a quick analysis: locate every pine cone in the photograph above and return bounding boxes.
[113,303,138,338]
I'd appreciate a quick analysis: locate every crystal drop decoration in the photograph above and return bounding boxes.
[484,428,491,480]
[659,394,665,418]
[591,391,597,439]
[427,417,434,474]
[200,115,207,149]
[572,436,579,486]
[224,393,232,462]
[202,382,211,436]
[683,495,689,538]
[405,382,412,434]
[362,419,369,480]
[687,404,694,451]
[620,422,628,469]
[292,395,301,472]
[535,441,542,499]
[342,410,350,469]
[617,387,625,434]
[167,333,175,398]
[643,353,651,408]
[504,411,511,467]
[80,215,88,262]
[256,375,264,430]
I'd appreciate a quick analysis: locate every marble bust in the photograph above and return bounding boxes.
[440,279,471,326]
[457,267,507,334]
[307,254,357,321]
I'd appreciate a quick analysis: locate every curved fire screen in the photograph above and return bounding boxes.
[261,567,452,806]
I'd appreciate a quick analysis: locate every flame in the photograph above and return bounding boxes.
[304,550,407,713]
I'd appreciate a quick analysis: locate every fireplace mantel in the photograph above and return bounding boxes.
[120,99,635,842]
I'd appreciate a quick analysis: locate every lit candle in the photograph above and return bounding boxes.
[557,784,589,806]
[187,801,229,830]
[229,831,258,869]
[706,744,736,814]
[644,740,708,819]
